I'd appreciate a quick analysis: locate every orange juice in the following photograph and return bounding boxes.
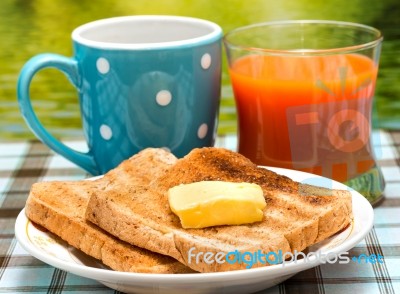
[229,54,378,182]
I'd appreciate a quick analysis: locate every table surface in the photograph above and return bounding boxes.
[0,131,399,294]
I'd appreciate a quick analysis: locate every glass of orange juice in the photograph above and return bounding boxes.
[224,20,384,204]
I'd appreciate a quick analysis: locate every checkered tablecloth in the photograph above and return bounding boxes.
[0,131,399,294]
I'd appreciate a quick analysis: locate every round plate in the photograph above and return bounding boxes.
[15,167,374,294]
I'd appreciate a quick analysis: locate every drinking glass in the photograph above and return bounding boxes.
[224,20,384,203]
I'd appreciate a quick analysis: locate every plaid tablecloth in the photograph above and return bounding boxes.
[0,131,399,294]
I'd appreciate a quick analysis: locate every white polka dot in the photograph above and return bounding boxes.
[100,124,112,140]
[156,90,172,106]
[96,57,110,74]
[197,123,208,139]
[201,53,212,69]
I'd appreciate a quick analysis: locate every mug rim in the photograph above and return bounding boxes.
[72,15,222,50]
[224,19,383,56]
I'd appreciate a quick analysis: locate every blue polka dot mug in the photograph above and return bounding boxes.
[17,16,222,175]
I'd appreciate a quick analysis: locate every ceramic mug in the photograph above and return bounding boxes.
[18,16,222,175]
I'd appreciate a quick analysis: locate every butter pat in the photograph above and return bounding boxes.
[168,181,266,229]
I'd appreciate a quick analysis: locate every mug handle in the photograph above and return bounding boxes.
[17,53,98,175]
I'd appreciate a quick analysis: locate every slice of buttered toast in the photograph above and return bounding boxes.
[25,149,193,274]
[86,147,353,273]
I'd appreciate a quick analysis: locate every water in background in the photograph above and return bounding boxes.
[1,0,399,140]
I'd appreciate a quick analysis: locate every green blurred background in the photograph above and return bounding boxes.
[1,0,399,140]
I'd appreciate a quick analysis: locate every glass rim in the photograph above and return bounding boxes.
[223,20,383,56]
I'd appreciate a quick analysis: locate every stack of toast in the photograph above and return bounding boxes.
[25,147,353,273]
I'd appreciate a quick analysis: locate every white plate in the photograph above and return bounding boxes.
[15,167,374,294]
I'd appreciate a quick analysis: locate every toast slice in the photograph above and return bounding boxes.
[25,149,192,274]
[86,147,353,273]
